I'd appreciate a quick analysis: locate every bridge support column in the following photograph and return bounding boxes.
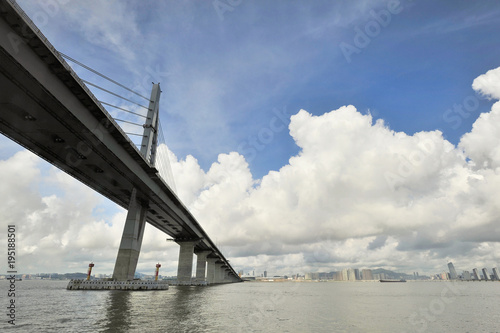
[195,251,211,283]
[206,257,217,284]
[213,262,225,284]
[219,265,228,283]
[176,240,197,284]
[223,269,231,283]
[112,188,147,281]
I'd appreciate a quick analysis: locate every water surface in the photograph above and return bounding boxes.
[2,280,499,332]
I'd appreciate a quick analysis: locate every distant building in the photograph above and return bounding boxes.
[492,268,500,281]
[472,268,481,281]
[264,270,267,278]
[347,268,356,281]
[361,269,373,280]
[482,268,490,281]
[354,269,361,280]
[462,271,471,281]
[341,269,348,281]
[448,262,458,280]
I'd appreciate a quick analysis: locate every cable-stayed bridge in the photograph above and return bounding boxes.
[0,0,241,286]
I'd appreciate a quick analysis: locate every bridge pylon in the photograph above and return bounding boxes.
[112,187,147,280]
[111,83,161,281]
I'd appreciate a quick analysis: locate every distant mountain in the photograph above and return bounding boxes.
[24,273,88,280]
[371,268,428,280]
[62,273,88,280]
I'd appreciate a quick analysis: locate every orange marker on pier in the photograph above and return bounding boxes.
[155,263,161,281]
[86,263,94,281]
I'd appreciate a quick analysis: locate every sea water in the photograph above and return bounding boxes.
[1,279,499,332]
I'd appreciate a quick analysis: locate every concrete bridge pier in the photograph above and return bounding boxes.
[225,269,235,283]
[206,257,218,284]
[195,250,211,283]
[176,240,199,284]
[112,188,147,281]
[214,261,225,284]
[223,269,231,283]
[221,266,230,283]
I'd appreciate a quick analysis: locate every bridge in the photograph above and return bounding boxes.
[0,0,241,286]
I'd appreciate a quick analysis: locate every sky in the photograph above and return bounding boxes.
[2,0,500,277]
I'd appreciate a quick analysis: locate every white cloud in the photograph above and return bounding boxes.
[461,66,500,170]
[16,0,142,62]
[166,83,500,274]
[3,66,500,276]
[472,66,500,100]
[0,151,125,273]
[60,1,141,61]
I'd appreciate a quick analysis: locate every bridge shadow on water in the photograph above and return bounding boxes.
[100,286,220,332]
[101,291,133,332]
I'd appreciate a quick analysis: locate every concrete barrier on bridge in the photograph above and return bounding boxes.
[66,279,169,291]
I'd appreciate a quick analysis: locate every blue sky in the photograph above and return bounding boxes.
[11,0,499,177]
[2,0,500,276]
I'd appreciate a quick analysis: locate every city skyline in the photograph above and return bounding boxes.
[446,261,500,281]
[2,1,500,276]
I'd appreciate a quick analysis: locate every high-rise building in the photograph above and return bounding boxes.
[492,268,500,281]
[472,268,481,281]
[448,262,458,280]
[361,269,373,280]
[354,269,361,280]
[341,268,348,281]
[264,270,267,278]
[462,271,471,281]
[482,268,490,281]
[347,268,356,281]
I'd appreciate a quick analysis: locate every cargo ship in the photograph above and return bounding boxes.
[380,279,406,282]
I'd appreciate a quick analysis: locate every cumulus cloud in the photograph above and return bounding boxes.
[459,107,500,170]
[472,66,500,100]
[0,151,125,273]
[3,66,500,276]
[165,67,500,275]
